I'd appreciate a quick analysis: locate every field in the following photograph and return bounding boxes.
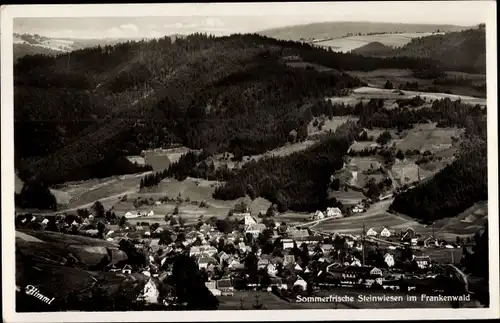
[110,178,274,223]
[347,70,487,98]
[315,199,426,235]
[308,116,359,138]
[45,171,153,212]
[329,190,366,206]
[315,32,441,52]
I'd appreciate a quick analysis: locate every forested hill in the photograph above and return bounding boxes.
[15,33,436,185]
[352,26,486,73]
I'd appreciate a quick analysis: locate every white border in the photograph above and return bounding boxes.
[1,2,499,322]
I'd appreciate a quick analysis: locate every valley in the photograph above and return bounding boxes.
[11,20,490,312]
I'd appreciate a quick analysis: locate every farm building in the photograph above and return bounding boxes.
[326,207,342,218]
[313,211,325,220]
[424,236,439,248]
[380,227,392,237]
[366,228,378,236]
[413,256,432,269]
[293,277,308,291]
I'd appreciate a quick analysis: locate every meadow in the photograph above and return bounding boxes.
[314,32,441,53]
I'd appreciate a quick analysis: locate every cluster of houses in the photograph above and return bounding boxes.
[16,207,463,306]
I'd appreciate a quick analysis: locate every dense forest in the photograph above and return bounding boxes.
[16,32,442,185]
[213,121,362,212]
[389,114,487,223]
[352,26,486,73]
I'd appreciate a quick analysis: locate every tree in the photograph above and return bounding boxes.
[171,254,219,310]
[395,149,405,160]
[376,131,392,145]
[173,204,180,215]
[15,181,57,211]
[178,216,186,227]
[119,216,127,228]
[266,204,278,217]
[215,219,233,234]
[97,221,106,238]
[159,230,173,245]
[92,201,105,218]
[384,80,394,89]
[150,222,160,232]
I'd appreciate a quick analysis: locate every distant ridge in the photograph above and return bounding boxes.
[258,21,469,42]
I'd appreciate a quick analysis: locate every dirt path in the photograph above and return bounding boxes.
[60,190,137,213]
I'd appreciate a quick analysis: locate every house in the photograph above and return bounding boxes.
[402,227,416,240]
[294,263,303,272]
[267,263,278,277]
[295,235,324,246]
[352,205,364,213]
[205,281,222,296]
[313,211,325,220]
[245,223,266,237]
[293,277,308,291]
[155,201,162,206]
[384,253,395,267]
[147,210,154,217]
[88,214,95,221]
[237,242,250,253]
[326,207,342,218]
[218,251,230,263]
[122,265,132,274]
[233,213,255,226]
[284,255,295,266]
[216,278,234,296]
[136,278,160,304]
[125,211,139,219]
[198,256,216,269]
[41,218,49,225]
[413,256,431,269]
[227,258,241,269]
[424,236,438,248]
[282,239,295,250]
[366,228,378,237]
[258,259,270,269]
[350,257,362,267]
[380,227,391,238]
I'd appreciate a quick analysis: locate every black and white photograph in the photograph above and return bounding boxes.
[1,2,498,322]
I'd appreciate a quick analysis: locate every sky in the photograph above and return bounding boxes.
[11,2,489,39]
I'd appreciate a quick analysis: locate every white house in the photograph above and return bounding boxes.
[326,207,342,218]
[380,227,391,238]
[282,239,295,250]
[313,211,325,220]
[155,201,162,206]
[147,210,154,217]
[41,218,49,225]
[294,263,303,271]
[352,206,364,213]
[366,228,378,236]
[88,214,95,221]
[384,253,395,267]
[413,256,431,269]
[351,258,362,267]
[122,265,132,274]
[125,211,139,219]
[245,223,266,238]
[293,277,308,291]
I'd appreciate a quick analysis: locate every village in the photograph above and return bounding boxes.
[15,195,473,309]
